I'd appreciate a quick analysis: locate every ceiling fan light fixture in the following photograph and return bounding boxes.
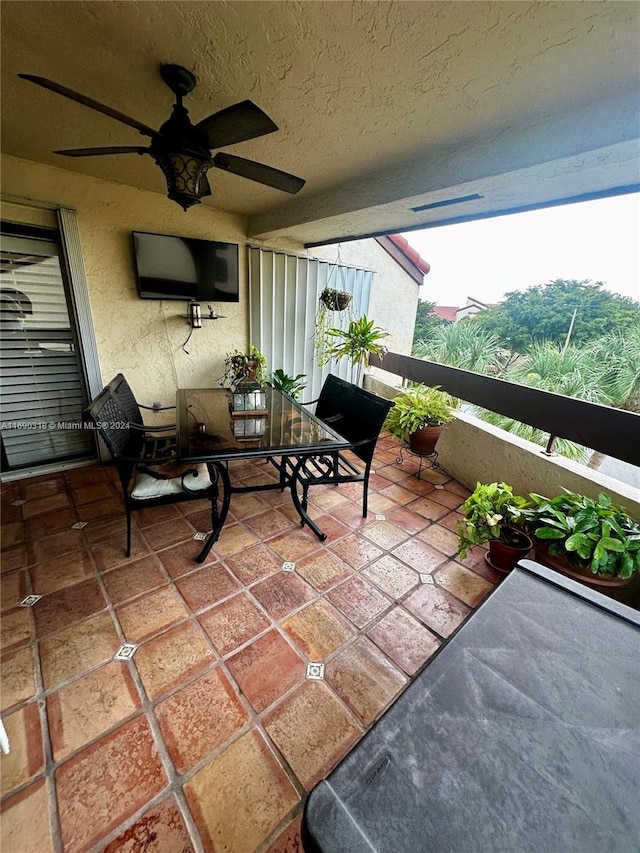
[155,151,212,210]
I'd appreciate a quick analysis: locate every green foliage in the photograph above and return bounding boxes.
[473,279,640,352]
[221,346,267,390]
[411,300,448,350]
[457,482,529,559]
[586,323,640,412]
[383,385,455,440]
[521,491,640,579]
[414,321,505,374]
[321,315,389,384]
[472,411,587,462]
[269,369,307,400]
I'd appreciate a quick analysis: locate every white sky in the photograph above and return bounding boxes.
[402,193,640,308]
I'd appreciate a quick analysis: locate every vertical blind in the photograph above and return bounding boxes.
[0,232,93,469]
[248,247,373,400]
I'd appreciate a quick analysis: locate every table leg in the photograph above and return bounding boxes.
[196,461,231,563]
[289,458,327,541]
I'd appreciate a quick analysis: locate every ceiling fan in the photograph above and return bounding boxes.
[19,64,306,210]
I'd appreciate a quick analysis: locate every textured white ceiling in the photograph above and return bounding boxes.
[1,1,639,244]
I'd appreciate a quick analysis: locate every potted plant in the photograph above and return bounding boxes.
[320,315,389,385]
[521,490,640,588]
[383,384,455,454]
[221,345,267,390]
[269,369,307,401]
[457,482,532,572]
[320,288,352,311]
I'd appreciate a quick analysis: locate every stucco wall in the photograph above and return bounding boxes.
[2,154,420,416]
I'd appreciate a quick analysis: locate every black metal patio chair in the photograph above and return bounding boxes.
[106,373,176,456]
[275,375,393,538]
[85,387,216,557]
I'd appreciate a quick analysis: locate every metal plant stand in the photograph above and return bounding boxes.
[396,444,440,478]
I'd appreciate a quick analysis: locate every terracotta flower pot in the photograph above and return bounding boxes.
[409,425,443,455]
[533,538,634,590]
[487,529,532,573]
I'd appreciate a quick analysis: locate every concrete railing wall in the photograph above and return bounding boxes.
[365,373,640,518]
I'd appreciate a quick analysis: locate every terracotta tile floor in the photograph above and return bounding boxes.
[0,435,506,852]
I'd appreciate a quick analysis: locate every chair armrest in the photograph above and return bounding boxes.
[299,396,319,407]
[129,422,176,433]
[138,404,176,412]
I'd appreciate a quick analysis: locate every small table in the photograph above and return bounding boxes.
[302,560,640,852]
[176,387,349,562]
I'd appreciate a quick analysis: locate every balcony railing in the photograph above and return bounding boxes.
[370,352,640,468]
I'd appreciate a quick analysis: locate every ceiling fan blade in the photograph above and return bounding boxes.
[54,146,150,157]
[19,74,157,137]
[200,174,212,198]
[196,100,278,148]
[212,152,305,194]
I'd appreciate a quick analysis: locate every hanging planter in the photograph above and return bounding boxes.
[320,288,352,311]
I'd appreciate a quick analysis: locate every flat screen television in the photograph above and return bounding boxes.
[132,231,240,302]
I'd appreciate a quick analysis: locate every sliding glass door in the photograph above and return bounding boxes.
[1,225,94,471]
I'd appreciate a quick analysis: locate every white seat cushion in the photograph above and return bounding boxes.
[131,464,212,500]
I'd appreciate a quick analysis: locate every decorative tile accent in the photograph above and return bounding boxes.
[156,667,248,773]
[19,594,41,607]
[70,521,88,529]
[114,643,138,661]
[226,629,305,713]
[434,484,445,489]
[55,715,167,852]
[193,532,207,540]
[263,680,362,790]
[282,561,296,572]
[184,730,299,853]
[420,573,435,584]
[11,499,26,507]
[374,514,386,521]
[306,662,325,680]
[325,637,407,726]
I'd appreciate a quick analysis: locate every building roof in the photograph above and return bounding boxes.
[432,306,459,322]
[374,234,431,286]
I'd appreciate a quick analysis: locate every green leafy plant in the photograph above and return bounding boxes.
[457,482,529,560]
[221,346,267,390]
[521,490,640,579]
[383,385,455,440]
[269,369,307,400]
[320,315,389,384]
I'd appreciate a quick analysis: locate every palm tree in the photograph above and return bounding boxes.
[413,321,505,374]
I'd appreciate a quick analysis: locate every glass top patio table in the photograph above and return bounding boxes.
[176,387,350,562]
[176,387,348,461]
